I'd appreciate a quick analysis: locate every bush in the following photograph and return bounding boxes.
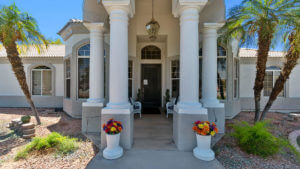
[231,121,282,157]
[15,132,78,160]
[21,115,31,123]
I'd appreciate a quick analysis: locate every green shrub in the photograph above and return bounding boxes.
[21,115,31,123]
[15,132,78,160]
[231,121,282,157]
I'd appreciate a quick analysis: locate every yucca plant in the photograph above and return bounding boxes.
[220,0,297,122]
[0,4,48,124]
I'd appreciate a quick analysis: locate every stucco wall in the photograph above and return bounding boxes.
[239,59,300,111]
[289,65,300,98]
[0,59,64,108]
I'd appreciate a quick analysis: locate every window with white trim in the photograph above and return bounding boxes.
[128,60,133,98]
[77,44,90,99]
[142,45,161,59]
[32,66,52,96]
[65,59,71,98]
[171,60,180,97]
[264,66,284,97]
[199,46,227,100]
[233,58,239,99]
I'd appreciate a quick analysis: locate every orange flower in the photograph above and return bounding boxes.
[193,126,198,131]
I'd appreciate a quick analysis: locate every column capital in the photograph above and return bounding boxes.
[83,22,106,32]
[203,23,224,30]
[102,0,135,18]
[172,0,208,18]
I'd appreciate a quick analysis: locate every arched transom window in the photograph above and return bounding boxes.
[32,66,52,96]
[77,44,90,99]
[141,45,161,59]
[264,66,284,97]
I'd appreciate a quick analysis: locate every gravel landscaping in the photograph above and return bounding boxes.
[0,108,98,169]
[215,111,300,169]
[1,109,299,169]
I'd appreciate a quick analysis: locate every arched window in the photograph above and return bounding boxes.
[264,66,284,97]
[141,45,161,59]
[77,44,90,99]
[32,66,52,96]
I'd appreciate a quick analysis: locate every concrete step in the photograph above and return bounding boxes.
[23,133,35,139]
[23,128,35,135]
[21,123,35,130]
[87,149,224,169]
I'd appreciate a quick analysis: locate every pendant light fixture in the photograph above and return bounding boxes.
[145,0,160,41]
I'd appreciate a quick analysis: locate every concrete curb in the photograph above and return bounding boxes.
[288,130,300,152]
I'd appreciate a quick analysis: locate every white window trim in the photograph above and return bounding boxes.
[65,58,71,99]
[31,67,53,96]
[28,63,55,97]
[264,68,285,98]
[77,44,90,100]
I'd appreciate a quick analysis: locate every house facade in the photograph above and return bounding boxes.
[0,0,299,151]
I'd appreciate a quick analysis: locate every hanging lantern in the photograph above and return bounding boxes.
[146,0,160,41]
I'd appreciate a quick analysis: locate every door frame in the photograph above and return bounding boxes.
[135,42,166,107]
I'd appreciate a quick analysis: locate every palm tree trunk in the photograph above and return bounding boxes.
[253,26,273,122]
[260,32,299,121]
[4,42,41,125]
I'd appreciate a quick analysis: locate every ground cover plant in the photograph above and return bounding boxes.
[232,121,285,157]
[15,132,78,160]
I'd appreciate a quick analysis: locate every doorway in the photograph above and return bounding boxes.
[141,64,161,114]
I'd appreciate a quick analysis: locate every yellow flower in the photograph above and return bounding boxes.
[211,131,215,136]
[198,124,204,128]
[111,127,116,132]
[113,122,117,126]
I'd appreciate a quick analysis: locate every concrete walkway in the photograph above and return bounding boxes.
[86,114,224,169]
[86,149,224,169]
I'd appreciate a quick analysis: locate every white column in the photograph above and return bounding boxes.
[106,8,130,109]
[201,23,224,107]
[84,23,105,103]
[178,7,202,108]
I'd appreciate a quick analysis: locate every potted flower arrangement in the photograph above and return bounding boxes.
[192,121,218,161]
[102,119,124,160]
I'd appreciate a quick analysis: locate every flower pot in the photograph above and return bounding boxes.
[193,134,215,161]
[103,133,123,160]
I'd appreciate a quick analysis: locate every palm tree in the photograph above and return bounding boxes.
[0,4,48,125]
[220,0,297,122]
[260,25,300,120]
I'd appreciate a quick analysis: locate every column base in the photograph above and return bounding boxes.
[207,107,225,134]
[82,102,104,133]
[101,107,133,150]
[201,98,224,108]
[173,106,208,151]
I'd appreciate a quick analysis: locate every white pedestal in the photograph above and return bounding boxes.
[193,134,215,161]
[103,133,123,160]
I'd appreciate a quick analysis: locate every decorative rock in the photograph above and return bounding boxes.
[21,123,35,130]
[23,133,35,139]
[288,113,300,121]
[283,115,294,122]
[23,128,35,135]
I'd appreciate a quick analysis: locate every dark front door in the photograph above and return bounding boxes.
[141,64,161,108]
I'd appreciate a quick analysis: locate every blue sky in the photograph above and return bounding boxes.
[0,0,241,41]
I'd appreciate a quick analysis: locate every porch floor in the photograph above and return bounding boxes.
[86,114,224,169]
[133,114,176,150]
